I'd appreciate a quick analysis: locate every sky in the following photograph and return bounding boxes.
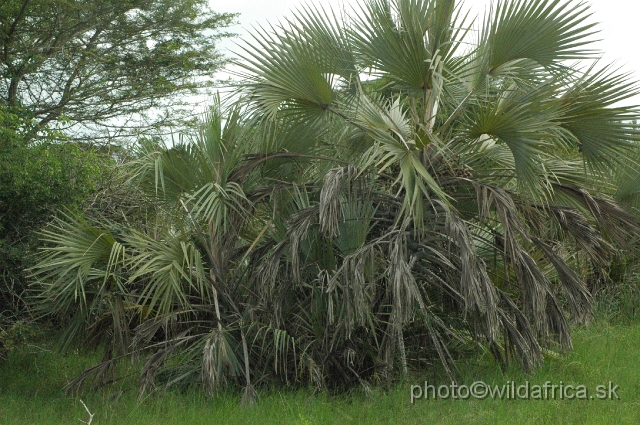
[211,0,640,102]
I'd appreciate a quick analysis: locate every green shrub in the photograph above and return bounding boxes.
[0,105,105,317]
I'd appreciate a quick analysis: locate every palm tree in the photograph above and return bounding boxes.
[31,0,640,399]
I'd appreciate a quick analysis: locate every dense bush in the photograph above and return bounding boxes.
[0,106,104,348]
[30,0,640,401]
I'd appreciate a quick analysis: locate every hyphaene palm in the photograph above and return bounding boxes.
[32,0,640,398]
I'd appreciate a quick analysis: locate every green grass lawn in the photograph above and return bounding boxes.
[2,323,639,424]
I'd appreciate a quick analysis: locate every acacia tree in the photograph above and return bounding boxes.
[32,0,640,399]
[0,0,236,141]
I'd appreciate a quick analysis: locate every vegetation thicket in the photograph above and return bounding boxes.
[0,0,236,357]
[28,0,640,405]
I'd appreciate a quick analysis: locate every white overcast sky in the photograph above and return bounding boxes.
[211,0,640,104]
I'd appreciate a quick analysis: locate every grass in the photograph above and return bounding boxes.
[1,322,640,424]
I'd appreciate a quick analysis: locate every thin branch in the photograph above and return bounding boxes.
[78,400,94,425]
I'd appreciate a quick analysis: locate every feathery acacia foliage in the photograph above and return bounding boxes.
[31,0,640,399]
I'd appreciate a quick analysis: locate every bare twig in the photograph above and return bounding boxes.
[78,399,94,425]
